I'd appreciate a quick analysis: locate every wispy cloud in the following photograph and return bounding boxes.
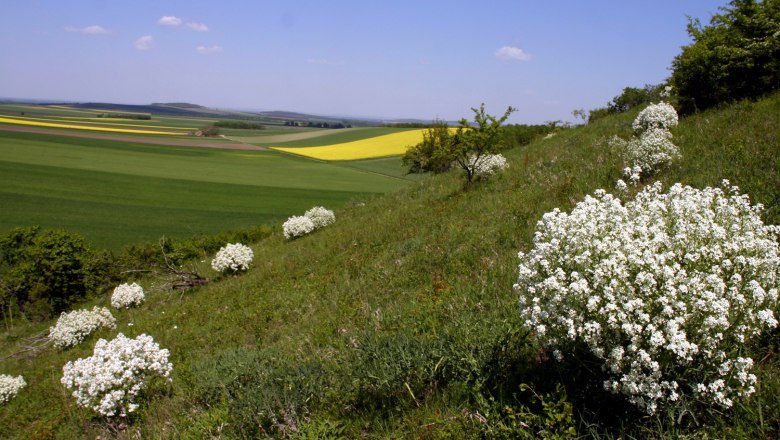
[196,45,223,54]
[158,16,182,27]
[134,35,154,50]
[158,16,209,32]
[187,22,209,32]
[495,46,531,62]
[307,58,344,66]
[64,25,110,35]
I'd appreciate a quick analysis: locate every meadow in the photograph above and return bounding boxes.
[1,93,778,438]
[0,125,417,248]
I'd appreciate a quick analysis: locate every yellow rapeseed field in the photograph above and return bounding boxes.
[0,116,186,135]
[271,129,430,160]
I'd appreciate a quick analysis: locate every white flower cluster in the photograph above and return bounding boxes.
[623,128,680,174]
[467,153,508,178]
[61,333,173,417]
[0,374,26,405]
[111,282,145,309]
[632,102,679,131]
[49,306,116,348]
[304,206,336,229]
[515,181,780,414]
[283,206,335,239]
[283,215,315,239]
[211,242,254,273]
[612,102,680,177]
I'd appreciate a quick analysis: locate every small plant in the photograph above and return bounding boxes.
[611,101,681,180]
[61,333,172,417]
[283,216,315,239]
[0,374,26,405]
[211,243,254,273]
[467,153,508,179]
[304,206,336,229]
[632,102,679,131]
[111,282,145,309]
[49,306,116,348]
[515,181,780,416]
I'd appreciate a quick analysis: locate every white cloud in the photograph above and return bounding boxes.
[196,45,223,54]
[158,16,182,27]
[134,35,154,50]
[64,25,110,35]
[187,22,209,32]
[495,46,531,62]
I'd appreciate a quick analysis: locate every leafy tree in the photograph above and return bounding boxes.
[0,227,96,320]
[671,0,780,114]
[402,104,515,183]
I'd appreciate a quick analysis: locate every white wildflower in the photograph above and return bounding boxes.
[111,282,145,309]
[632,102,679,131]
[49,306,116,348]
[61,333,172,417]
[515,181,780,414]
[283,215,315,239]
[0,374,26,405]
[211,243,253,273]
[467,153,508,178]
[304,206,336,229]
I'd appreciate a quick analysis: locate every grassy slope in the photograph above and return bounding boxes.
[1,94,779,438]
[0,131,411,248]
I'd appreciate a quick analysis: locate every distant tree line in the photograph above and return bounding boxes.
[214,120,266,130]
[283,121,351,129]
[96,113,152,120]
[380,122,436,128]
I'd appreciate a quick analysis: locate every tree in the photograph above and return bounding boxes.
[403,104,515,183]
[671,0,780,114]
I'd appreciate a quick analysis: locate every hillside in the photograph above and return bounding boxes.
[1,93,779,438]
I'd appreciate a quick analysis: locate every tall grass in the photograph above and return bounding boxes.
[1,93,779,438]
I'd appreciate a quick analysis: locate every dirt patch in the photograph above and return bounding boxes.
[0,124,267,151]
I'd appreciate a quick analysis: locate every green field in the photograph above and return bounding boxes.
[0,129,415,248]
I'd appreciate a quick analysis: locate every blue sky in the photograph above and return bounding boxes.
[0,0,728,124]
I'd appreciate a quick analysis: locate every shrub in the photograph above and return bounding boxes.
[283,216,315,239]
[211,243,254,273]
[0,227,96,320]
[467,153,508,179]
[514,181,780,417]
[111,282,145,309]
[0,374,26,405]
[61,333,173,417]
[49,306,116,348]
[671,0,780,114]
[304,206,336,229]
[631,102,679,132]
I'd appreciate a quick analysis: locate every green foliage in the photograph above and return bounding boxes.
[213,120,265,129]
[500,123,557,148]
[587,83,664,123]
[401,120,455,174]
[402,104,515,183]
[671,0,780,114]
[0,227,95,320]
[198,125,221,136]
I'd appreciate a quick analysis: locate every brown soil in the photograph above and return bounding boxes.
[0,124,267,151]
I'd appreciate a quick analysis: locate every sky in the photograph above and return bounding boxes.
[0,0,729,124]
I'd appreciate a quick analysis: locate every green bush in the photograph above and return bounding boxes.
[0,227,96,320]
[671,0,780,114]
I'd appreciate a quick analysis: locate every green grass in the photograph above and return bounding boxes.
[0,130,412,248]
[1,93,779,438]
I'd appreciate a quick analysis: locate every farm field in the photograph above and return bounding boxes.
[0,127,416,248]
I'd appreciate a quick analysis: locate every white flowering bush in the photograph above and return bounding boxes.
[0,374,26,405]
[283,215,315,239]
[111,282,145,309]
[632,101,679,131]
[515,181,780,415]
[304,206,336,229]
[49,306,116,348]
[467,153,508,178]
[61,333,173,417]
[211,242,254,273]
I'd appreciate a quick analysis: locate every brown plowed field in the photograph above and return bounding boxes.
[0,124,266,151]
